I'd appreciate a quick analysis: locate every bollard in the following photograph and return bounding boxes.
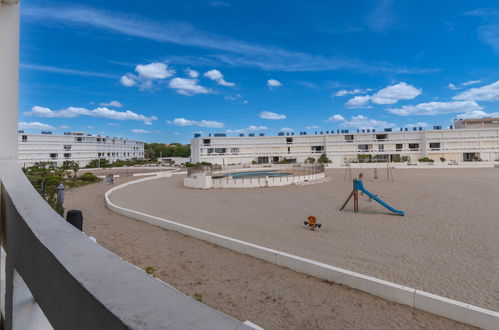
[66,209,83,231]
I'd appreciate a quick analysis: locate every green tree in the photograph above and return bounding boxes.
[318,154,331,163]
[306,157,316,164]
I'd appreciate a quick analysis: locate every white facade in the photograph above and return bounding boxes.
[18,132,145,167]
[191,127,499,165]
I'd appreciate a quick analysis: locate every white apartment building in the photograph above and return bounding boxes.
[18,131,145,167]
[191,119,499,165]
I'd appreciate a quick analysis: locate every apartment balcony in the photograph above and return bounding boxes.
[0,1,250,329]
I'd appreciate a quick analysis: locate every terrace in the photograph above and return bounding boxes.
[0,1,250,329]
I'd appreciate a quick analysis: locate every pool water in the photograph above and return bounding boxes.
[223,170,292,178]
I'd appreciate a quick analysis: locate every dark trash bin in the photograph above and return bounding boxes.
[66,210,83,231]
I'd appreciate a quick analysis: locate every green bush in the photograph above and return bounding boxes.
[306,157,316,164]
[418,157,434,162]
[251,160,258,164]
[80,173,99,182]
[401,156,410,162]
[318,154,331,163]
[357,154,372,163]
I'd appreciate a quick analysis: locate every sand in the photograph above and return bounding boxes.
[110,168,499,313]
[64,175,474,329]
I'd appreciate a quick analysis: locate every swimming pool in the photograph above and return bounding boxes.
[223,170,292,179]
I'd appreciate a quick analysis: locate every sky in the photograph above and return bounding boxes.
[17,0,499,143]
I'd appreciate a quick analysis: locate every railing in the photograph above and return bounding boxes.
[0,161,251,329]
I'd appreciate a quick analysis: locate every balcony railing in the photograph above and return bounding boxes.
[0,161,251,329]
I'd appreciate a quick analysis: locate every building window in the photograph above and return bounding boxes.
[358,144,370,151]
[50,153,58,159]
[76,137,82,142]
[376,134,388,140]
[230,148,239,154]
[429,142,441,150]
[203,139,211,145]
[463,152,478,162]
[345,135,354,142]
[214,148,226,153]
[378,144,384,151]
[64,144,71,151]
[287,147,291,154]
[257,156,269,164]
[207,148,214,154]
[64,153,71,158]
[22,135,27,142]
[396,144,403,151]
[286,137,293,144]
[409,143,419,151]
[311,145,324,152]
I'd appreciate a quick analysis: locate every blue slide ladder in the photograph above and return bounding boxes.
[340,179,405,216]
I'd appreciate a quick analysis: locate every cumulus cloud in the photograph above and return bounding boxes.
[120,62,174,89]
[341,115,396,130]
[60,125,70,129]
[259,111,286,120]
[447,83,459,90]
[267,79,282,88]
[168,78,211,96]
[99,100,123,107]
[136,62,174,79]
[25,105,157,124]
[280,127,294,132]
[227,125,268,133]
[19,121,55,131]
[327,114,345,121]
[131,129,150,133]
[462,80,482,86]
[167,118,224,128]
[204,69,235,87]
[370,82,421,104]
[447,80,482,90]
[346,82,421,107]
[388,101,482,116]
[453,80,499,101]
[346,95,371,108]
[186,68,199,78]
[305,125,319,129]
[455,110,499,119]
[333,88,369,97]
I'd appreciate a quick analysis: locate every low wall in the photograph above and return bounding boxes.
[212,172,325,188]
[106,175,499,330]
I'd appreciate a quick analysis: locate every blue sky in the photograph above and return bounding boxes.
[18,0,499,143]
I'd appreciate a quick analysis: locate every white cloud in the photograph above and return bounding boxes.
[327,114,345,121]
[120,62,174,89]
[19,121,55,131]
[333,88,367,97]
[168,78,211,96]
[462,80,482,86]
[99,100,123,108]
[26,105,157,124]
[224,94,242,101]
[167,118,224,128]
[131,129,150,133]
[135,62,174,79]
[120,74,137,87]
[280,127,294,132]
[447,83,459,90]
[346,95,371,108]
[370,82,422,104]
[453,80,499,101]
[341,115,396,130]
[305,125,319,129]
[204,69,235,87]
[259,111,286,120]
[60,125,70,129]
[455,110,499,119]
[267,79,282,88]
[186,68,199,78]
[227,125,268,133]
[388,101,482,116]
[405,122,429,128]
[346,82,421,107]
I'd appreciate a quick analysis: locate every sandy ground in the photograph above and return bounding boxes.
[64,175,473,329]
[110,168,499,312]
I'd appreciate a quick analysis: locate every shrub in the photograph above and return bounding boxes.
[318,154,331,163]
[80,173,99,182]
[357,154,372,163]
[440,157,446,162]
[306,157,316,164]
[401,156,410,162]
[251,160,258,164]
[418,157,434,162]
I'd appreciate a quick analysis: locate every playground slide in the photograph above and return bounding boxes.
[354,180,405,216]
